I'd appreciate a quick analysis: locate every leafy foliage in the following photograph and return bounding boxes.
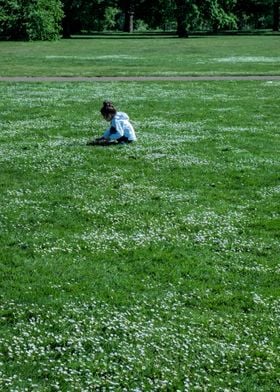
[0,0,279,40]
[0,0,63,40]
[59,0,278,36]
[0,0,22,39]
[23,0,64,40]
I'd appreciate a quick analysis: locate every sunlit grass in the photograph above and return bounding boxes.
[0,81,279,391]
[0,35,280,76]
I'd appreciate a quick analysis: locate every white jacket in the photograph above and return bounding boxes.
[103,112,137,141]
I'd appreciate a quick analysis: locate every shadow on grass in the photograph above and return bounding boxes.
[1,30,278,42]
[70,32,178,39]
[69,30,280,40]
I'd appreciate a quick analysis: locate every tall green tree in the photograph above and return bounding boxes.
[2,0,276,40]
[24,0,64,40]
[0,0,63,40]
[197,0,237,31]
[235,0,275,29]
[0,0,22,39]
[61,0,119,36]
[174,0,237,36]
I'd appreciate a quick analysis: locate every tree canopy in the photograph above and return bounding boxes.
[0,0,279,40]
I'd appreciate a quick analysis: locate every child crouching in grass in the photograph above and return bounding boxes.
[87,101,137,146]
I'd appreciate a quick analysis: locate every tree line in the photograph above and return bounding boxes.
[0,0,279,41]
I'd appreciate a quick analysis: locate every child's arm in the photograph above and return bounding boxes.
[106,119,124,140]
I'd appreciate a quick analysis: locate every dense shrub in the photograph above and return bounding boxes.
[0,0,22,39]
[24,0,64,40]
[0,0,63,40]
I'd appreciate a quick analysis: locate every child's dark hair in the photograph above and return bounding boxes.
[100,101,117,117]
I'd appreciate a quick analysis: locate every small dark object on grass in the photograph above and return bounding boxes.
[86,138,118,146]
[87,136,134,147]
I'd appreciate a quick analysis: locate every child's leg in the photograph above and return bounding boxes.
[102,129,111,139]
[117,136,131,144]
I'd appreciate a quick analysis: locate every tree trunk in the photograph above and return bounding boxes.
[128,11,134,33]
[176,0,189,37]
[125,11,134,33]
[177,19,189,37]
[273,0,279,31]
[62,17,71,38]
[122,0,134,33]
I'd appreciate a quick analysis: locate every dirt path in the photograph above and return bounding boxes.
[0,75,280,82]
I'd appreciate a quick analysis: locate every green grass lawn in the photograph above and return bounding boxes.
[0,80,279,391]
[0,34,280,76]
